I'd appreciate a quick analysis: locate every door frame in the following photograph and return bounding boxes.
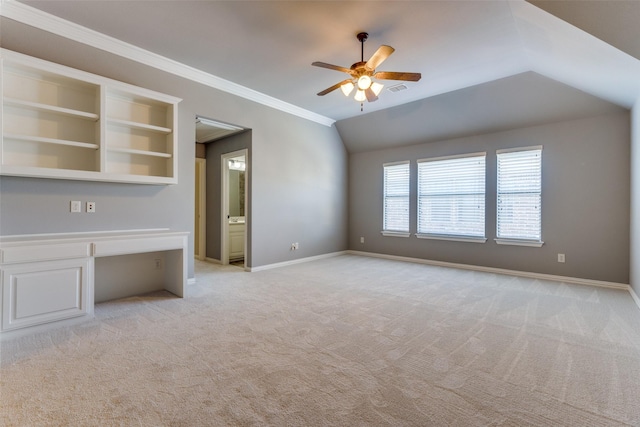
[195,158,206,261]
[221,149,248,266]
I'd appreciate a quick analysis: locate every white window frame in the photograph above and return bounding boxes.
[495,146,543,247]
[381,161,410,237]
[416,152,487,243]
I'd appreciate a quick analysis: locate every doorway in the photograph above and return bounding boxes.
[194,115,249,266]
[221,149,248,266]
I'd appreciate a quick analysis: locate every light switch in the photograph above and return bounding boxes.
[70,201,81,213]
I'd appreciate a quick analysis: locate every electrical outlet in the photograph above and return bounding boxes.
[154,258,163,270]
[360,237,365,244]
[557,253,565,263]
[291,242,299,251]
[86,202,96,213]
[70,201,81,213]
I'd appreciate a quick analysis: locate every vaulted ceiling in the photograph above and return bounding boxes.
[2,1,639,152]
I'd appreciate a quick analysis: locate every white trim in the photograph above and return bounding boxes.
[0,0,335,127]
[416,234,487,243]
[0,228,170,243]
[248,251,347,272]
[495,238,544,247]
[346,250,630,290]
[382,160,410,167]
[381,231,411,238]
[630,287,640,311]
[417,151,486,164]
[496,145,543,154]
[0,314,94,342]
[187,278,196,286]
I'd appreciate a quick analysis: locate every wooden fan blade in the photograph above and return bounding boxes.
[365,45,395,71]
[374,71,422,82]
[365,87,378,102]
[312,61,354,74]
[317,79,353,96]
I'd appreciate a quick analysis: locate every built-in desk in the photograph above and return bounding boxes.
[0,229,189,337]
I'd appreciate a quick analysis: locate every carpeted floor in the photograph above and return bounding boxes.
[1,254,640,426]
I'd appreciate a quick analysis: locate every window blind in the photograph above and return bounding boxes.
[383,162,410,232]
[496,147,542,241]
[417,153,485,238]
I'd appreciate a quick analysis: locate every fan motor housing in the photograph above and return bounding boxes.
[350,61,372,78]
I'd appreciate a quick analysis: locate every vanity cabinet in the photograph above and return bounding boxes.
[0,49,180,184]
[229,222,245,261]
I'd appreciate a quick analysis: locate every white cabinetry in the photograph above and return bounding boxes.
[0,49,180,184]
[1,258,93,331]
[0,230,189,337]
[229,222,245,261]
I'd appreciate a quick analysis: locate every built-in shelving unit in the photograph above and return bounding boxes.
[0,49,181,184]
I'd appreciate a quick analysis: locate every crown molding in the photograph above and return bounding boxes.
[0,0,335,127]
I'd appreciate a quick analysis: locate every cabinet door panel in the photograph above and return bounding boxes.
[2,258,91,331]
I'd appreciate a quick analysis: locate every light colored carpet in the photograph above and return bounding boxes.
[1,254,640,426]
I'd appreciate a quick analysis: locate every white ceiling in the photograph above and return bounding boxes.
[3,1,640,150]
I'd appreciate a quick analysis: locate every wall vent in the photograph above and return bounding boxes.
[387,84,408,93]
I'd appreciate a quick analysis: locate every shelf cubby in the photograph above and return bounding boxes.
[3,63,99,117]
[2,136,99,171]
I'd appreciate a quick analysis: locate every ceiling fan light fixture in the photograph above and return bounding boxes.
[312,31,421,110]
[357,75,372,90]
[340,81,355,96]
[371,81,384,96]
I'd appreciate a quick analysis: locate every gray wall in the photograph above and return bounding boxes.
[0,19,349,276]
[631,101,640,294]
[349,112,630,284]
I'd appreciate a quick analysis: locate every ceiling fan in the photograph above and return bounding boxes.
[312,32,421,106]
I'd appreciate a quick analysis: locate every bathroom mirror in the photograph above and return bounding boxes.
[228,158,245,217]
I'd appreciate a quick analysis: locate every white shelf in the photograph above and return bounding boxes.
[4,97,99,121]
[107,118,172,134]
[1,49,181,185]
[108,147,172,158]
[4,133,99,150]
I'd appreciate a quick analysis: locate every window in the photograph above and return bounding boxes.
[496,147,543,246]
[417,153,486,241]
[382,161,410,236]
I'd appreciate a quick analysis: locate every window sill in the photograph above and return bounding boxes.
[415,234,487,244]
[495,238,544,247]
[381,231,411,238]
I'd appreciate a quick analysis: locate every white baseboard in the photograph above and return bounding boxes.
[0,314,94,342]
[187,278,196,286]
[248,251,347,272]
[630,287,640,311]
[204,257,222,264]
[347,250,630,291]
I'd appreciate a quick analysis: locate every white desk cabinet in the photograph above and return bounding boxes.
[1,257,92,332]
[0,229,188,337]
